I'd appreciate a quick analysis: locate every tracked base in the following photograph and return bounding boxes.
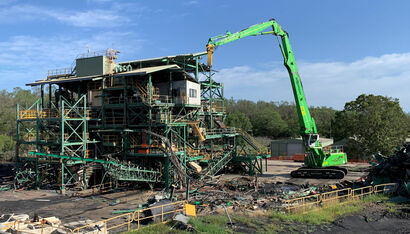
[290,166,347,179]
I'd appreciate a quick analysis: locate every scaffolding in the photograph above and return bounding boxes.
[15,49,270,193]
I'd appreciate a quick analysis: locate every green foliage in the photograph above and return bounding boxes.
[252,109,288,138]
[310,106,336,138]
[0,134,14,161]
[332,94,407,157]
[225,111,252,131]
[125,222,173,234]
[0,88,39,161]
[225,99,336,138]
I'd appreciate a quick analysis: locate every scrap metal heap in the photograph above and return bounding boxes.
[15,49,269,193]
[366,143,410,197]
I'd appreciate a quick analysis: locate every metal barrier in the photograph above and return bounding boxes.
[352,185,373,199]
[374,183,398,195]
[283,194,321,212]
[321,187,352,203]
[71,200,188,233]
[284,183,398,213]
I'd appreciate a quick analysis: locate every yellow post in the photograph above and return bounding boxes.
[185,204,196,217]
[128,213,131,231]
[137,211,140,229]
[161,205,164,222]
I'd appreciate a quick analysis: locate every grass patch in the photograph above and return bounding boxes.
[362,194,389,203]
[256,223,281,234]
[232,215,265,229]
[384,202,398,213]
[189,215,232,233]
[125,222,174,234]
[271,200,364,225]
[270,194,391,225]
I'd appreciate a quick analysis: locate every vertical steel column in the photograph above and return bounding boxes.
[60,96,65,193]
[209,71,214,129]
[164,157,170,193]
[61,159,65,194]
[48,84,52,108]
[169,72,172,103]
[40,85,44,109]
[148,75,152,146]
[195,57,199,81]
[15,104,20,175]
[83,94,87,190]
[35,100,40,189]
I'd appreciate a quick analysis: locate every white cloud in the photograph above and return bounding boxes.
[0,3,139,27]
[0,32,144,88]
[183,0,199,5]
[213,53,410,112]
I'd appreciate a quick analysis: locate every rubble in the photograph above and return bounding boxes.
[366,143,410,197]
[187,176,335,214]
[0,214,71,233]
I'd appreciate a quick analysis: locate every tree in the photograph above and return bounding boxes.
[225,111,252,132]
[276,102,300,137]
[332,94,407,157]
[310,106,336,138]
[0,134,14,161]
[252,108,288,138]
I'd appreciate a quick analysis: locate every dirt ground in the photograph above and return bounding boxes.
[221,160,369,186]
[0,189,155,223]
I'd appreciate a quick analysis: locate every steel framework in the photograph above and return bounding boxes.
[15,49,269,193]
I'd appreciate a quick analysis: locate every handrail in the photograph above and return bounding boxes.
[71,200,188,233]
[283,183,398,213]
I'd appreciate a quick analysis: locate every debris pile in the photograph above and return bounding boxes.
[367,143,410,196]
[0,214,71,233]
[0,213,107,233]
[187,176,333,214]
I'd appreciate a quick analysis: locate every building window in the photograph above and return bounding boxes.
[189,88,197,98]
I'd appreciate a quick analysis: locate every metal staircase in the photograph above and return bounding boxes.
[205,149,234,176]
[238,129,266,153]
[102,160,161,183]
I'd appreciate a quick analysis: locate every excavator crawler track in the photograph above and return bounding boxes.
[290,167,346,179]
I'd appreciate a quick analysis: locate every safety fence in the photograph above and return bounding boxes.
[71,200,190,233]
[3,200,191,233]
[283,183,398,213]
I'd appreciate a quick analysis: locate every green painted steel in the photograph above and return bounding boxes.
[207,19,347,169]
[28,151,161,182]
[16,50,270,191]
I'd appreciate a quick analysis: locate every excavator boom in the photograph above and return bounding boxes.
[207,19,348,179]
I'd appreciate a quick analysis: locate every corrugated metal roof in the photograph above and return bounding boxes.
[26,64,192,86]
[26,74,100,86]
[119,51,207,64]
[114,64,180,77]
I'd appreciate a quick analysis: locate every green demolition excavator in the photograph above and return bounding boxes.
[206,19,348,179]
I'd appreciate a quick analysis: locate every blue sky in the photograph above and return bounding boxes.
[1,0,410,111]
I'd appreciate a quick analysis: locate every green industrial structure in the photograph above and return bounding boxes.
[15,49,269,193]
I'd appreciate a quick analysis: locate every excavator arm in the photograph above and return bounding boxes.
[207,19,348,178]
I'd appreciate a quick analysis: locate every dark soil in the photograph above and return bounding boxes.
[229,202,410,234]
[312,203,410,234]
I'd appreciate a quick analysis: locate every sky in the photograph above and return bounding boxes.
[1,0,410,111]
